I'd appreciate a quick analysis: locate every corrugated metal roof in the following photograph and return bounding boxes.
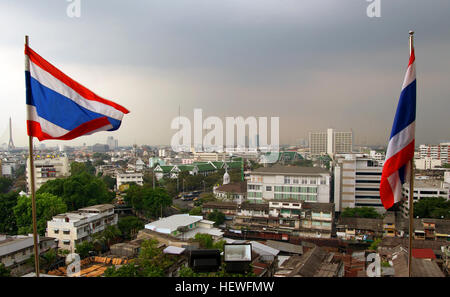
[163,246,185,255]
[250,241,280,256]
[412,248,436,259]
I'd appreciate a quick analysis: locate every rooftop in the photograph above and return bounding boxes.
[145,214,203,234]
[215,181,247,193]
[252,165,329,176]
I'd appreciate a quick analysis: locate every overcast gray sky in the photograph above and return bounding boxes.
[1,0,449,147]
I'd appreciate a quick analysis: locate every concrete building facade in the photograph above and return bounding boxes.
[26,155,70,193]
[334,154,384,213]
[247,166,331,204]
[46,204,118,252]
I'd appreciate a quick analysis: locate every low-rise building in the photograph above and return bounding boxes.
[144,214,224,240]
[213,181,247,204]
[275,246,344,277]
[116,172,144,190]
[202,202,238,220]
[46,204,118,252]
[401,177,450,218]
[232,201,335,239]
[0,234,56,275]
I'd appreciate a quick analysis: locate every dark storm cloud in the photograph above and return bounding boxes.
[1,0,449,146]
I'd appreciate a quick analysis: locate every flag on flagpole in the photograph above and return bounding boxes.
[25,45,129,141]
[380,49,416,210]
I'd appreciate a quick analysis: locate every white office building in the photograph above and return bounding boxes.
[309,128,353,157]
[400,172,450,218]
[116,172,144,189]
[46,204,118,252]
[246,166,331,204]
[26,155,70,193]
[334,154,384,213]
[419,143,450,165]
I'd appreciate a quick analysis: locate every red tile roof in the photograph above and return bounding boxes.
[412,248,436,259]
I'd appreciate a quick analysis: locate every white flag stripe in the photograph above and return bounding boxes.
[27,105,69,137]
[29,61,125,121]
[385,121,415,160]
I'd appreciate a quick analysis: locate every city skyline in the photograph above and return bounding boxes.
[1,1,450,148]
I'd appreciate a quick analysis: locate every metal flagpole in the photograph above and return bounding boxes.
[25,35,40,277]
[408,30,415,278]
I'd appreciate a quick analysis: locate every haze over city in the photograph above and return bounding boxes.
[1,0,450,147]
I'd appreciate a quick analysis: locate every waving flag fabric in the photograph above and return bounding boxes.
[25,45,129,141]
[380,49,416,210]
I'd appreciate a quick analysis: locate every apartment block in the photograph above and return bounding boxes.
[46,204,118,252]
[26,155,70,192]
[309,128,353,157]
[247,166,331,204]
[334,154,384,213]
[419,143,450,164]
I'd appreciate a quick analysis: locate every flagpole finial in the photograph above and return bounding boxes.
[409,30,414,36]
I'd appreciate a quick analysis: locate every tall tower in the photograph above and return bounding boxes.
[8,117,15,150]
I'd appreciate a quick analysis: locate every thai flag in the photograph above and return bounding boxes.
[380,48,416,210]
[25,45,129,141]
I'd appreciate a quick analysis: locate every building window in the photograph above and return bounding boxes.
[266,186,272,191]
[284,177,291,184]
[63,230,70,235]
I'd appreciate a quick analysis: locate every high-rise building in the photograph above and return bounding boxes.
[309,128,353,157]
[26,155,70,192]
[106,136,118,150]
[334,153,384,213]
[418,143,450,164]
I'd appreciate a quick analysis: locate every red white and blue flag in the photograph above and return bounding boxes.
[380,48,416,210]
[25,45,129,141]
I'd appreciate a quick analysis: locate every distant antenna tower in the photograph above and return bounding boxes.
[8,117,15,150]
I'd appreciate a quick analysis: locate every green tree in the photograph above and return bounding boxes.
[0,177,13,193]
[0,191,19,234]
[0,263,11,277]
[70,162,95,176]
[118,216,144,240]
[102,175,116,191]
[105,239,175,277]
[189,206,203,216]
[194,233,214,249]
[341,207,381,219]
[124,185,172,218]
[369,238,382,251]
[207,210,226,226]
[92,225,122,250]
[414,197,450,219]
[37,171,114,211]
[75,241,95,259]
[14,193,67,235]
[104,263,141,277]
